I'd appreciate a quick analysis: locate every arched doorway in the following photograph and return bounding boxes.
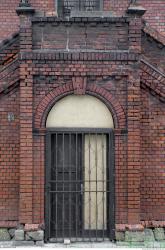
[45,95,115,242]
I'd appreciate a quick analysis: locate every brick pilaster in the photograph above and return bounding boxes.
[16,4,35,224]
[127,70,141,224]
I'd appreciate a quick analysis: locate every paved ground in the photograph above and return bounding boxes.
[0,241,165,248]
[0,241,121,248]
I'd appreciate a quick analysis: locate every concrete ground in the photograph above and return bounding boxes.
[1,241,165,248]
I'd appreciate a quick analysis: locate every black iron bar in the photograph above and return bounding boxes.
[62,133,65,240]
[95,134,98,241]
[69,133,71,239]
[82,134,85,241]
[50,180,109,183]
[109,132,115,240]
[49,190,105,193]
[75,133,78,240]
[102,133,105,240]
[88,134,91,241]
[46,133,51,240]
[47,128,112,133]
[55,134,58,240]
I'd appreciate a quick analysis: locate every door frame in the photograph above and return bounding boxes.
[45,128,115,242]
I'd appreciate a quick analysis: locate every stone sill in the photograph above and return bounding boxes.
[70,10,114,18]
[31,16,130,24]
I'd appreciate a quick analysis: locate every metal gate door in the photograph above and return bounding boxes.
[45,129,115,242]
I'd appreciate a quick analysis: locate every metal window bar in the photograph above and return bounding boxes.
[45,128,115,243]
[58,0,101,16]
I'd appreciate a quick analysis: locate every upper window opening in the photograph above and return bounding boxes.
[58,0,102,17]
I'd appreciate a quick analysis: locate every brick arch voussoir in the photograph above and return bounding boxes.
[86,84,126,129]
[34,83,126,130]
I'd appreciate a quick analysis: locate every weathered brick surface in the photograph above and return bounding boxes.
[142,32,165,72]
[0,0,164,42]
[32,20,129,51]
[140,88,165,221]
[138,0,165,35]
[0,88,19,222]
[0,0,164,234]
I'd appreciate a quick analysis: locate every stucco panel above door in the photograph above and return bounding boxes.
[46,95,114,128]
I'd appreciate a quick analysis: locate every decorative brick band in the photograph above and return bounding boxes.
[20,51,139,61]
[140,59,165,102]
[34,82,126,130]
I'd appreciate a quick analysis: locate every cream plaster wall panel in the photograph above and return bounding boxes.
[84,134,107,230]
[46,95,114,128]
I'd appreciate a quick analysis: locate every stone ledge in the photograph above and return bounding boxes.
[19,51,139,62]
[16,7,35,15]
[127,5,146,16]
[31,16,130,24]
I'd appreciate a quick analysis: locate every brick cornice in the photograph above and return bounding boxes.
[140,59,165,102]
[143,22,165,46]
[0,59,19,95]
[0,33,19,52]
[19,51,139,61]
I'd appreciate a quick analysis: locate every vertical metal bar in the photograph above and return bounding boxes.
[75,133,78,240]
[109,132,112,240]
[51,135,54,237]
[79,0,81,11]
[62,133,65,240]
[55,133,58,241]
[95,134,98,241]
[82,133,85,241]
[102,133,105,241]
[45,133,51,242]
[100,0,103,11]
[109,131,115,241]
[88,133,91,241]
[69,133,71,239]
[57,0,64,17]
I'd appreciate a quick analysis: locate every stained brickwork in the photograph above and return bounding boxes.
[142,32,165,72]
[140,88,165,221]
[0,88,20,223]
[0,0,165,241]
[0,0,165,42]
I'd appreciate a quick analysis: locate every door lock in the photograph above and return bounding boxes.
[81,184,84,195]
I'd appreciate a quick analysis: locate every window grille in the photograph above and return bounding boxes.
[58,0,102,17]
[45,128,115,242]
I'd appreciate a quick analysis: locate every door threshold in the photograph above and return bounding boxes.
[45,241,116,248]
[49,237,111,243]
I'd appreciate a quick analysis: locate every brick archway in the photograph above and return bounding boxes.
[32,82,127,231]
[34,83,126,130]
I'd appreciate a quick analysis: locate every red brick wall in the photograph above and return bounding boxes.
[140,88,165,221]
[32,64,129,225]
[138,0,165,35]
[103,0,129,15]
[0,0,19,42]
[0,88,20,222]
[0,1,164,230]
[0,0,165,42]
[142,33,165,72]
[0,0,54,42]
